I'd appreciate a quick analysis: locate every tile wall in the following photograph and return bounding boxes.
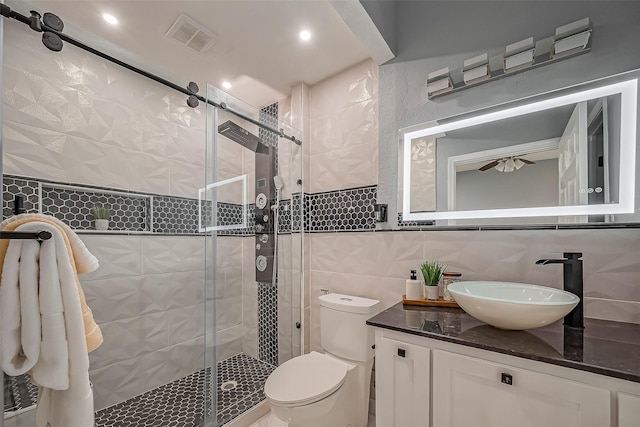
[1,18,242,411]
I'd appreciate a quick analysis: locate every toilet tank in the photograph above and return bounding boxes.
[319,293,382,362]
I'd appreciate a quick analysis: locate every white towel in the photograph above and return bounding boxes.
[0,222,94,427]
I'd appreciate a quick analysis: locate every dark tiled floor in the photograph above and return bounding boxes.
[3,373,38,414]
[94,353,275,427]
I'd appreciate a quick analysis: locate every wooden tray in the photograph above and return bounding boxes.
[402,295,460,308]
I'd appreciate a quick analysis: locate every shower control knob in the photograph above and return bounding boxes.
[256,193,268,209]
[259,234,269,244]
[263,214,269,223]
[256,255,268,272]
[255,224,264,233]
[256,243,261,250]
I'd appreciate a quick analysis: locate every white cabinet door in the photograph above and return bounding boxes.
[432,350,610,427]
[619,392,640,427]
[376,336,430,427]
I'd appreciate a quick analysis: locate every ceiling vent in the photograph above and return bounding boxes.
[166,14,218,54]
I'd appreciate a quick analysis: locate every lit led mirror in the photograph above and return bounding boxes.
[401,76,638,225]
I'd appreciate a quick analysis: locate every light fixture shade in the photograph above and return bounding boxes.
[504,158,516,172]
[514,158,525,169]
[494,160,506,172]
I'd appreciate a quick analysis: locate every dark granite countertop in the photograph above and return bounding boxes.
[367,302,640,383]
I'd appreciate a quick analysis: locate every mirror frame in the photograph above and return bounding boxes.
[402,78,638,222]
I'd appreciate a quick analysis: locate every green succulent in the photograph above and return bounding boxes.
[419,260,447,286]
[92,206,110,220]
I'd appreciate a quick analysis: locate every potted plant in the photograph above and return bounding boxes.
[419,260,446,301]
[92,206,110,231]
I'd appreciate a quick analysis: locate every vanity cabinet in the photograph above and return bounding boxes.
[375,336,430,427]
[618,392,640,427]
[432,350,610,427]
[374,329,640,427]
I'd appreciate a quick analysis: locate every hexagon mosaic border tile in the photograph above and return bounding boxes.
[4,174,378,235]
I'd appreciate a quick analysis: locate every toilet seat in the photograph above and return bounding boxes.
[264,351,348,407]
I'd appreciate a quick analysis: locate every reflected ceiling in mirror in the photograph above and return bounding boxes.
[401,77,638,224]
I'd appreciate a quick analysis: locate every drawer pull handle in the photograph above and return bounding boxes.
[397,348,406,358]
[501,373,513,385]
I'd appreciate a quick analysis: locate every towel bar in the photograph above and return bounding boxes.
[0,231,52,242]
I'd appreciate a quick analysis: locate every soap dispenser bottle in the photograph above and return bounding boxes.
[405,270,423,301]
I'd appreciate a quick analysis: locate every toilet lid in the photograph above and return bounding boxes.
[264,352,348,406]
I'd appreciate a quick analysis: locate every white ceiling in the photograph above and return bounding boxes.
[16,0,374,108]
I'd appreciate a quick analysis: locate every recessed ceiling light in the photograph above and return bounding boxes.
[103,13,118,26]
[222,81,232,89]
[299,30,311,41]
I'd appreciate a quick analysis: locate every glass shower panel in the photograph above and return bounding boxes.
[204,84,303,426]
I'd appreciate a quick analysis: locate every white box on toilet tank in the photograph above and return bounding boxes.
[319,293,382,362]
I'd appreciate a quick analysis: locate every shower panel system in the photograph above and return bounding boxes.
[218,120,276,282]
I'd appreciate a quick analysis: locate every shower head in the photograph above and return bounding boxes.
[273,176,284,191]
[218,120,269,154]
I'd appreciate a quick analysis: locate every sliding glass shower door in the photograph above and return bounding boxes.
[203,84,303,426]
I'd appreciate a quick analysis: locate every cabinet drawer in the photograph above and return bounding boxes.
[432,350,611,427]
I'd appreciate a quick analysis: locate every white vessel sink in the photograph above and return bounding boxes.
[447,281,580,330]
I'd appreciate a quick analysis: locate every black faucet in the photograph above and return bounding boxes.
[535,252,583,329]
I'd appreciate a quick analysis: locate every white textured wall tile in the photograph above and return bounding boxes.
[90,336,204,411]
[142,236,205,275]
[307,229,640,352]
[140,270,205,312]
[309,59,378,194]
[310,59,377,117]
[278,268,293,364]
[82,276,145,324]
[168,304,205,346]
[89,312,169,370]
[91,358,148,410]
[167,336,206,381]
[81,235,143,280]
[311,232,422,279]
[167,125,206,166]
[127,150,172,195]
[169,159,206,199]
[242,279,258,359]
[217,325,244,361]
[310,143,378,193]
[3,121,67,181]
[3,27,208,196]
[217,237,243,269]
[584,298,640,324]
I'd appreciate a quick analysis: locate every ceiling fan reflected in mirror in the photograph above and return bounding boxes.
[478,156,536,172]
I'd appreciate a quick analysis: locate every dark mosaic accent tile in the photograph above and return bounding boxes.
[291,193,303,233]
[306,186,377,232]
[276,199,292,234]
[258,283,278,366]
[217,204,256,236]
[3,176,40,219]
[397,212,435,228]
[216,354,275,425]
[152,196,200,234]
[41,185,149,231]
[3,373,38,414]
[94,354,274,427]
[95,367,207,427]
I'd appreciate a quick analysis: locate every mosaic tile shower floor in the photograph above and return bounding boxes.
[94,353,275,427]
[3,374,38,414]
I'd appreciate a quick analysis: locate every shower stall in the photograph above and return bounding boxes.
[1,4,304,426]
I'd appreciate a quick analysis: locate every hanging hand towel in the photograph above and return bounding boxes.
[1,221,94,427]
[0,213,103,352]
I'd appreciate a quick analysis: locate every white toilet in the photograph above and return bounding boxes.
[264,293,381,427]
